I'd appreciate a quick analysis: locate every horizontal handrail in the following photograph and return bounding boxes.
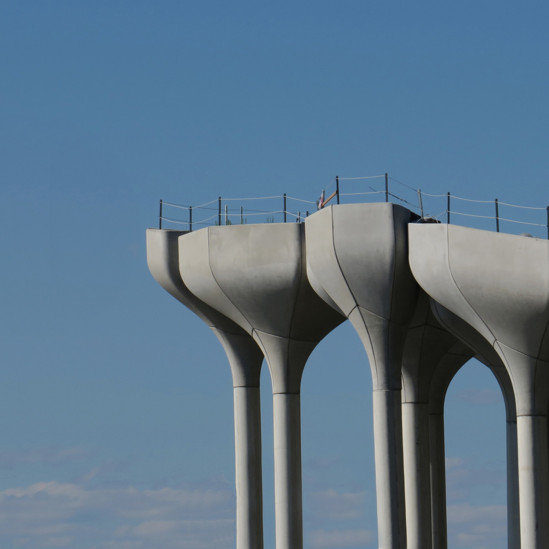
[157,174,549,239]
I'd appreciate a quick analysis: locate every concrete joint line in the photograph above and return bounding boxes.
[445,227,497,347]
[254,328,320,344]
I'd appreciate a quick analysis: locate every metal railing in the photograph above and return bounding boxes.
[157,174,549,239]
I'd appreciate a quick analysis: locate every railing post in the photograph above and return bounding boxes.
[159,199,163,229]
[283,193,287,223]
[336,176,340,204]
[189,206,193,232]
[225,204,228,225]
[385,173,389,202]
[418,189,424,218]
[218,196,222,226]
[447,192,451,224]
[495,199,500,232]
[240,206,244,225]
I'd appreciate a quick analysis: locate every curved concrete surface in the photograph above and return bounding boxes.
[401,290,474,549]
[178,223,344,549]
[400,290,518,549]
[426,342,472,549]
[410,223,549,549]
[147,210,546,549]
[306,203,419,549]
[146,229,265,549]
[429,299,520,549]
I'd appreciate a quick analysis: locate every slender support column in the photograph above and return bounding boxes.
[402,401,431,549]
[178,223,343,549]
[373,389,406,549]
[146,229,266,549]
[506,418,519,549]
[273,393,303,549]
[429,411,447,549]
[305,204,420,549]
[234,386,263,549]
[516,414,549,549]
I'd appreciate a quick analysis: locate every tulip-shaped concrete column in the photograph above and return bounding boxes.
[146,229,265,549]
[429,300,519,549]
[306,203,420,549]
[401,291,474,549]
[178,223,344,549]
[410,223,549,549]
[405,295,518,549]
[425,340,474,549]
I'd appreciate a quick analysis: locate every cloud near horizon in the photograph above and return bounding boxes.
[447,503,507,548]
[309,528,374,548]
[0,480,235,549]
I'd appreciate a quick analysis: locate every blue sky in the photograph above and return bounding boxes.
[1,1,547,548]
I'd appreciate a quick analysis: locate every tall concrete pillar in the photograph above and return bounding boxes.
[410,223,549,549]
[178,223,344,549]
[146,229,265,549]
[425,340,473,549]
[401,291,474,549]
[306,203,420,549]
[430,299,520,549]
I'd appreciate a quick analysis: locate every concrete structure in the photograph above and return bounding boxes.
[177,223,344,549]
[305,203,419,549]
[146,229,265,549]
[409,223,549,549]
[147,202,549,549]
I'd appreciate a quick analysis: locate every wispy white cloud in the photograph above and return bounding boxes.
[447,503,506,548]
[309,489,368,520]
[0,480,235,549]
[309,528,374,548]
[448,503,506,524]
[445,456,505,501]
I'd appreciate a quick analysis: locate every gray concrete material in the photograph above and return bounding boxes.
[429,300,503,374]
[372,388,406,549]
[273,393,302,549]
[306,203,420,549]
[426,298,520,548]
[402,291,472,405]
[409,223,549,414]
[146,228,265,386]
[178,222,344,549]
[401,291,474,549]
[422,344,473,549]
[234,386,264,549]
[428,412,447,549]
[506,415,520,549]
[409,223,549,549]
[401,401,431,549]
[178,223,344,393]
[403,290,520,549]
[146,228,265,549]
[306,203,419,389]
[425,321,520,549]
[425,346,484,549]
[517,414,549,549]
[426,343,475,549]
